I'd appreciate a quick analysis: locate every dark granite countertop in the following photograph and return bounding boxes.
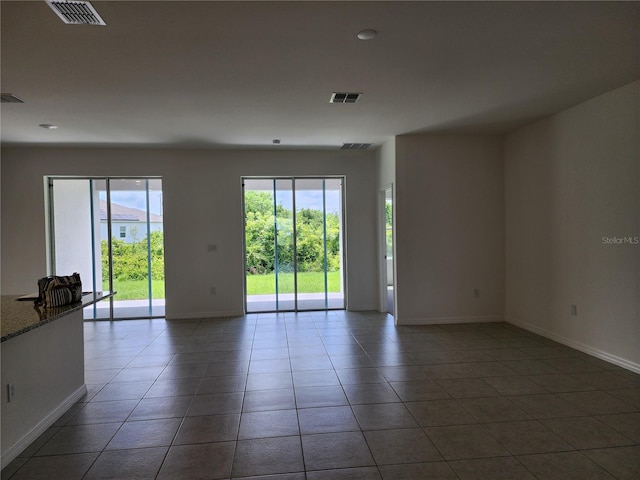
[1,292,113,342]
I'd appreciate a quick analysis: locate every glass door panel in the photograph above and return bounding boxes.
[50,178,111,320]
[244,177,344,313]
[275,179,295,311]
[244,179,277,312]
[147,178,165,315]
[108,179,161,319]
[295,179,328,310]
[51,179,96,288]
[324,178,345,310]
[50,177,164,320]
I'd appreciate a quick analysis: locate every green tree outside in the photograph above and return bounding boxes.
[244,191,341,278]
[102,190,341,299]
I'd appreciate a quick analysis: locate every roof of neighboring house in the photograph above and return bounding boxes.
[99,200,163,223]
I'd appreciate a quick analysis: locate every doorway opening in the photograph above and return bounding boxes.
[243,177,345,312]
[382,186,395,316]
[48,177,165,320]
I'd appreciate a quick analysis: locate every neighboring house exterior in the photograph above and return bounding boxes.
[99,200,163,244]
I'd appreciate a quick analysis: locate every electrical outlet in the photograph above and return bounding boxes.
[473,288,480,298]
[7,383,15,402]
[571,304,577,316]
[210,286,216,295]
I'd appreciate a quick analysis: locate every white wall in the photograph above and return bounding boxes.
[394,135,505,324]
[51,179,95,284]
[0,148,379,318]
[505,81,640,371]
[1,309,86,467]
[377,138,396,189]
[100,221,163,244]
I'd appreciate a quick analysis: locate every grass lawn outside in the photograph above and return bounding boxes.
[110,279,165,300]
[247,271,341,295]
[108,272,341,299]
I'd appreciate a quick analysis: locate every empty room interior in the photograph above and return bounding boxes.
[1,1,639,479]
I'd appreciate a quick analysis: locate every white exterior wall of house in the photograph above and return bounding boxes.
[100,221,163,244]
[50,179,103,290]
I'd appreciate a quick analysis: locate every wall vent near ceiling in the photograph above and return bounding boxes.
[46,1,106,26]
[330,92,362,104]
[1,93,25,103]
[341,143,372,150]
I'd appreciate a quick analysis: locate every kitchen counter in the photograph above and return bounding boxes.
[1,292,111,342]
[1,291,113,468]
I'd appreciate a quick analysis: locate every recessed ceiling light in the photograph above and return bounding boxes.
[39,123,58,129]
[357,29,377,40]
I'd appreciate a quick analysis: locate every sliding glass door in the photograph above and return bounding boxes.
[243,177,345,312]
[49,177,165,320]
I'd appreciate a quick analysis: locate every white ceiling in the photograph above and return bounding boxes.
[1,1,638,149]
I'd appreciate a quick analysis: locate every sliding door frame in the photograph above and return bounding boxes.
[242,175,347,313]
[47,176,164,320]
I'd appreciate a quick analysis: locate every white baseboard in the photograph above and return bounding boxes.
[166,310,245,320]
[506,316,640,374]
[347,304,380,312]
[397,315,505,326]
[1,384,87,469]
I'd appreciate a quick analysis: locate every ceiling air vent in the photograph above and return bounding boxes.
[330,92,362,104]
[341,143,372,150]
[46,1,106,26]
[1,93,25,103]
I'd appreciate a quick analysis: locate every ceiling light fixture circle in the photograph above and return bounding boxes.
[357,29,377,40]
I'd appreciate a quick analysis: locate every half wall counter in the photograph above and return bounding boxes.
[0,292,112,468]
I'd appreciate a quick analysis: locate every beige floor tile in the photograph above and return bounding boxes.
[449,457,536,479]
[301,432,374,471]
[232,436,304,477]
[157,442,235,480]
[6,316,637,480]
[542,417,635,449]
[482,420,573,455]
[378,462,457,480]
[425,424,509,460]
[84,447,168,480]
[239,409,300,439]
[173,413,240,444]
[517,451,615,479]
[405,399,477,426]
[352,403,418,430]
[306,467,381,480]
[7,453,98,480]
[298,406,360,434]
[364,428,442,464]
[583,445,640,480]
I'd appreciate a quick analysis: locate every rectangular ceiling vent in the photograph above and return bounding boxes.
[341,143,372,150]
[330,92,362,104]
[46,1,106,26]
[1,93,25,104]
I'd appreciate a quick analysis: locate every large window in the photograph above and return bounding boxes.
[243,177,345,312]
[48,177,164,319]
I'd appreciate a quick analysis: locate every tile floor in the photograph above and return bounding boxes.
[2,311,640,479]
